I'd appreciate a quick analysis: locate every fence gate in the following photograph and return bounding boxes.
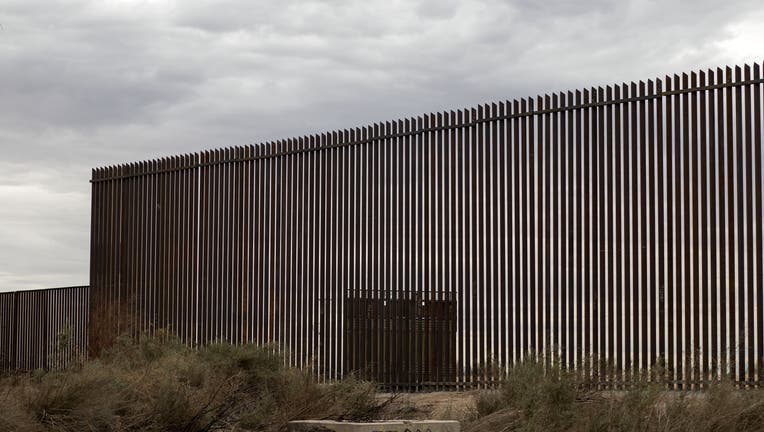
[344,291,456,389]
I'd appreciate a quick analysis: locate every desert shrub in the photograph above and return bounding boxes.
[1,332,385,431]
[500,358,578,430]
[473,390,505,418]
[467,359,764,432]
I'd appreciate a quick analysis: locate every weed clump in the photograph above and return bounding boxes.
[0,333,384,431]
[469,358,764,432]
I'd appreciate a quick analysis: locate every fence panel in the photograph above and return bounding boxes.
[89,62,764,389]
[0,286,89,373]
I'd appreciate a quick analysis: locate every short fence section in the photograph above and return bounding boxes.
[89,62,764,388]
[0,286,89,372]
[344,290,456,389]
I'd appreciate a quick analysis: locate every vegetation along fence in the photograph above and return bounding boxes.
[89,62,763,389]
[0,286,90,372]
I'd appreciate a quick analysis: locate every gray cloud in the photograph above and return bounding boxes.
[0,0,762,291]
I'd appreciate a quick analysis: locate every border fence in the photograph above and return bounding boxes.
[0,286,89,372]
[84,61,762,388]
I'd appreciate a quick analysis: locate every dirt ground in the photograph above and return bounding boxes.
[378,391,479,422]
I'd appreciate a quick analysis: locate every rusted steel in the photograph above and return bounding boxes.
[76,63,764,388]
[0,286,89,373]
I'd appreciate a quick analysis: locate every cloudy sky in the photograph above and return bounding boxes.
[0,0,762,292]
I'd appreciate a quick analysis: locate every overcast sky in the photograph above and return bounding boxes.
[0,0,762,292]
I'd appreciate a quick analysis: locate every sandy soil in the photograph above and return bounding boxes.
[377,391,478,421]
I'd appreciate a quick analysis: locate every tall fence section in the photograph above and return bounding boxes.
[0,286,90,372]
[89,63,764,388]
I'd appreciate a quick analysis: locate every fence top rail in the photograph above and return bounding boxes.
[0,286,89,296]
[91,62,763,183]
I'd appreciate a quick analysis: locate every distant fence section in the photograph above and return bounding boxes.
[0,286,89,372]
[90,62,763,389]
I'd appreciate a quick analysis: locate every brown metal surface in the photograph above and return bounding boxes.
[71,62,764,388]
[1,286,89,372]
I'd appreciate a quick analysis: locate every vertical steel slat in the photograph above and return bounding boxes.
[221,149,230,344]
[605,86,615,380]
[573,92,582,371]
[397,120,403,387]
[725,66,735,379]
[560,92,569,371]
[421,114,429,387]
[681,73,691,387]
[175,157,183,340]
[754,62,763,382]
[334,130,343,380]
[647,80,657,380]
[184,154,192,342]
[193,153,200,346]
[201,151,210,344]
[246,145,252,344]
[733,66,744,383]
[637,81,647,378]
[627,83,638,381]
[707,70,718,379]
[199,154,208,343]
[543,95,551,370]
[179,157,186,343]
[454,111,465,386]
[359,127,367,381]
[689,73,699,386]
[595,86,604,379]
[622,85,632,381]
[583,89,591,377]
[498,102,507,375]
[468,108,477,384]
[383,121,390,389]
[231,147,239,345]
[670,75,682,385]
[530,97,539,362]
[327,132,332,377]
[565,92,574,372]
[233,148,242,346]
[656,80,666,382]
[166,158,174,340]
[379,123,387,385]
[334,130,342,379]
[743,65,755,385]
[209,151,218,342]
[367,125,376,383]
[134,162,143,338]
[155,159,163,337]
[698,72,709,383]
[445,112,455,386]
[219,149,228,343]
[290,139,297,360]
[166,157,175,337]
[251,146,258,346]
[656,79,666,382]
[297,138,305,366]
[518,100,526,364]
[350,131,356,379]
[436,112,445,388]
[552,94,561,372]
[308,136,317,369]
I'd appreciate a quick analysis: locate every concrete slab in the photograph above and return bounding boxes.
[288,420,460,432]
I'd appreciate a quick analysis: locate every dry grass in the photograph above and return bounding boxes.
[467,358,764,432]
[0,332,386,431]
[6,341,764,431]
